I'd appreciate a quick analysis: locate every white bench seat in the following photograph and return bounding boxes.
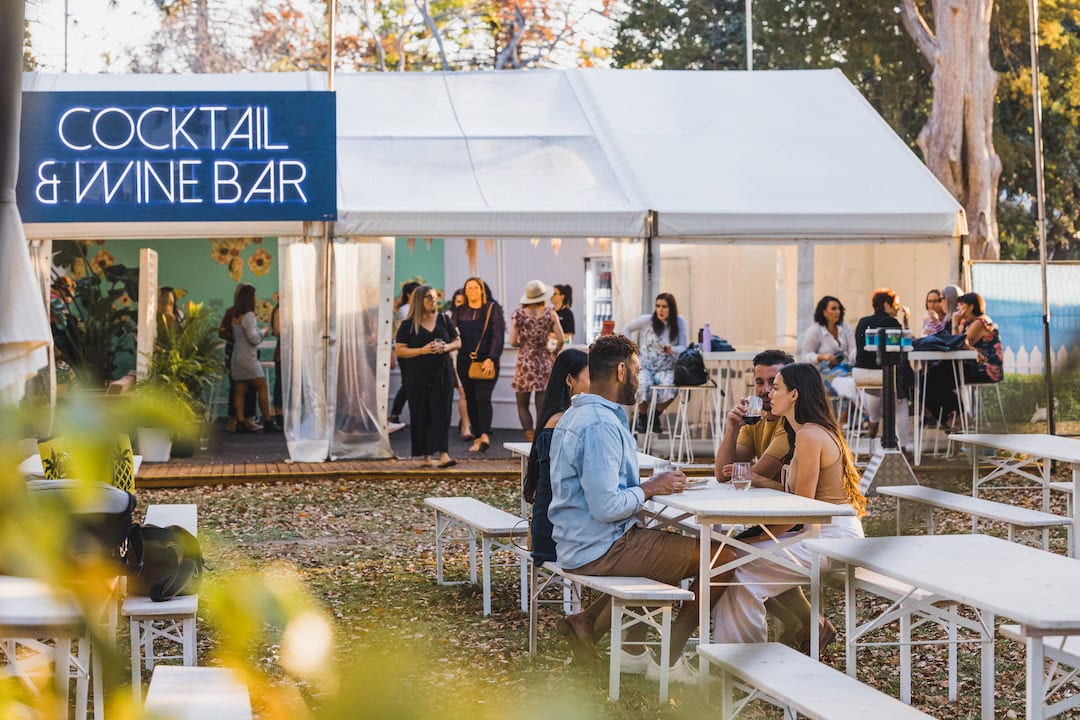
[145,666,251,720]
[1000,624,1080,719]
[122,503,199,701]
[879,484,1069,550]
[424,497,529,616]
[530,560,692,703]
[698,642,936,719]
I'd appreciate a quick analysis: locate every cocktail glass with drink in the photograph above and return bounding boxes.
[742,395,763,426]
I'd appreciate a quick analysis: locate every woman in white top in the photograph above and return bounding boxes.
[623,292,688,430]
[799,295,856,401]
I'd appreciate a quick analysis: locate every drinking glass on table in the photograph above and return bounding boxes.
[742,396,763,426]
[652,460,675,477]
[731,462,752,490]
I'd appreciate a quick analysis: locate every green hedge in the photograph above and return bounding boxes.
[996,374,1080,423]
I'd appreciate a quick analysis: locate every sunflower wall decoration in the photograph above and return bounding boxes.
[209,237,272,282]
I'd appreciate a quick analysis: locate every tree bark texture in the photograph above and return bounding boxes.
[901,0,1002,259]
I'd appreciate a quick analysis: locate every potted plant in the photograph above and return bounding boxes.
[142,301,225,457]
[48,242,139,391]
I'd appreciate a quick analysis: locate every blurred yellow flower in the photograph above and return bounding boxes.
[281,610,333,678]
[90,250,114,276]
[256,300,273,323]
[248,248,272,277]
[211,241,232,265]
[71,257,87,279]
[228,257,244,282]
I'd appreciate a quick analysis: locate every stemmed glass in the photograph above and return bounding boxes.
[743,396,763,426]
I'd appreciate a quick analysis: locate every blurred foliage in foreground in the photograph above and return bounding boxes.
[0,394,600,719]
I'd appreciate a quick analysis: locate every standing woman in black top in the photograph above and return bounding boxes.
[452,276,506,452]
[395,285,461,469]
[552,284,575,343]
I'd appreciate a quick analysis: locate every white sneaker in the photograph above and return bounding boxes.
[645,655,701,685]
[619,649,653,674]
[388,421,407,434]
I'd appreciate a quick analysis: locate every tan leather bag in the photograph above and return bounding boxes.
[467,304,496,380]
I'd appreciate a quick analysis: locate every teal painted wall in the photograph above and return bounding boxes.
[101,237,279,322]
[394,237,445,303]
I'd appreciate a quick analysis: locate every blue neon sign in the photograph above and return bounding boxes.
[17,91,337,223]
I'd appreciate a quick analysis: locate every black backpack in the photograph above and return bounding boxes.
[674,345,709,386]
[127,524,205,602]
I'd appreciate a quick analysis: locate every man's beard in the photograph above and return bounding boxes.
[620,382,638,406]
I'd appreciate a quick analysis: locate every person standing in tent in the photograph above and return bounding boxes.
[395,285,460,468]
[551,284,576,343]
[388,281,420,434]
[452,277,505,453]
[230,284,273,432]
[509,280,564,442]
[219,283,255,432]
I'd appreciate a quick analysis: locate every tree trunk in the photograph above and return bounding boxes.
[901,0,1002,259]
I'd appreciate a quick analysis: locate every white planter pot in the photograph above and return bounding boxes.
[136,428,172,463]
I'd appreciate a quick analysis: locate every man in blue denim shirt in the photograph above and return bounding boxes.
[549,335,734,680]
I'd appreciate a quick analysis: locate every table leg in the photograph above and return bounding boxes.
[54,636,70,720]
[1026,634,1046,720]
[1072,464,1080,560]
[980,610,996,720]
[698,521,713,648]
[845,564,856,678]
[914,360,924,466]
[809,553,821,660]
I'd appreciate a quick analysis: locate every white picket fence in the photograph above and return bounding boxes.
[1001,345,1073,375]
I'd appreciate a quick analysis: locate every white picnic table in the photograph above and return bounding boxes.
[647,479,856,654]
[950,433,1080,557]
[909,349,978,465]
[19,454,144,480]
[806,534,1080,719]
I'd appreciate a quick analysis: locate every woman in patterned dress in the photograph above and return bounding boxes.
[510,281,565,441]
[924,291,1004,428]
[623,292,688,433]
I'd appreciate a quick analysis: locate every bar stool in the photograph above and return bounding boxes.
[847,378,882,465]
[634,384,717,464]
[968,380,1008,434]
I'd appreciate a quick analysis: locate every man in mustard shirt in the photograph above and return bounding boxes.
[714,350,794,487]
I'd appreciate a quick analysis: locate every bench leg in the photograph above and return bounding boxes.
[130,618,142,703]
[845,564,857,678]
[900,607,912,704]
[609,600,622,702]
[53,637,70,720]
[75,636,90,720]
[92,638,104,720]
[434,511,446,585]
[528,562,538,656]
[659,604,672,703]
[481,535,492,616]
[718,668,731,719]
[948,604,958,702]
[183,617,196,665]
[469,529,478,586]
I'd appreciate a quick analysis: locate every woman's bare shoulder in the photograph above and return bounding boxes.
[795,423,833,445]
[544,412,564,429]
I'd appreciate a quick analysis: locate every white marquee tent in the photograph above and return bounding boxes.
[17,68,965,459]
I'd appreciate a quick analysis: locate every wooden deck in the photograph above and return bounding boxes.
[135,457,521,488]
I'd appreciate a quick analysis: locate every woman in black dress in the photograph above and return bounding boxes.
[552,284,575,343]
[394,285,461,468]
[452,277,505,453]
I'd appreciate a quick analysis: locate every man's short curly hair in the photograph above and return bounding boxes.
[589,334,639,382]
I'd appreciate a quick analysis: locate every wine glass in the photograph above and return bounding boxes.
[731,462,752,491]
[743,396,763,426]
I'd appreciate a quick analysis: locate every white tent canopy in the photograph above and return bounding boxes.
[333,71,646,239]
[578,68,967,242]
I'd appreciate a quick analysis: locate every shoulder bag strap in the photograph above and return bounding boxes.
[470,303,494,361]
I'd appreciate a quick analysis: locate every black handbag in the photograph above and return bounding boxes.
[912,329,967,352]
[674,344,708,386]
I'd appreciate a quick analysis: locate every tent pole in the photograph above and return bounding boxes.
[1028,0,1055,434]
[745,0,753,71]
[323,221,334,458]
[645,211,658,315]
[327,0,336,91]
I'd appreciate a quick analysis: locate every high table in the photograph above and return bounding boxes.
[647,480,856,653]
[950,433,1080,557]
[805,534,1080,719]
[909,349,978,465]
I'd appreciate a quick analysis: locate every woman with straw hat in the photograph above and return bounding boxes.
[510,280,564,442]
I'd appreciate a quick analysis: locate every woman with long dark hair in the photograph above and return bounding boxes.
[395,285,461,468]
[230,284,273,432]
[623,292,687,431]
[523,349,589,563]
[800,295,856,402]
[714,363,865,648]
[452,277,505,453]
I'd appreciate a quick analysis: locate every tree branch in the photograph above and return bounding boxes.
[415,0,451,70]
[495,2,528,69]
[899,0,938,65]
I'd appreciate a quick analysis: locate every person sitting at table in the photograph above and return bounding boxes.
[800,296,857,403]
[922,288,947,336]
[523,348,589,565]
[549,334,735,682]
[714,363,866,649]
[853,288,913,448]
[923,292,1003,429]
[714,348,815,648]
